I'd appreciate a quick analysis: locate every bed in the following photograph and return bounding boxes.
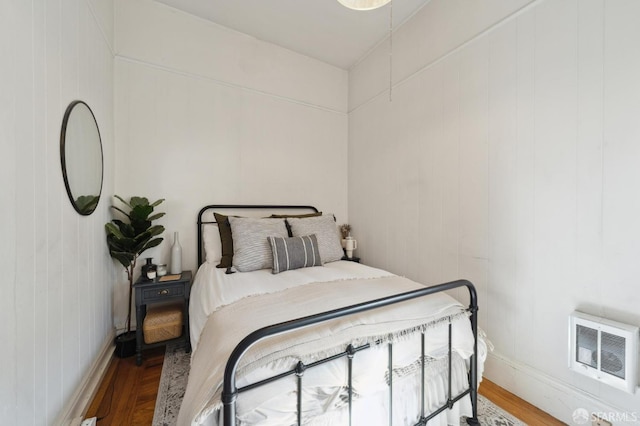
[177,205,486,426]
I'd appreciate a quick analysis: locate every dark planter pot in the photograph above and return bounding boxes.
[114,331,136,358]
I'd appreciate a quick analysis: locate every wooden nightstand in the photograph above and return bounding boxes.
[134,270,192,366]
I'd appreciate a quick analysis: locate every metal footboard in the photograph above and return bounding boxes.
[221,279,480,426]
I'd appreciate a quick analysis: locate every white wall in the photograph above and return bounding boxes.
[349,0,640,423]
[113,0,349,329]
[0,0,115,424]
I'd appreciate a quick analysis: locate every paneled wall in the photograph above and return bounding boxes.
[1,0,115,424]
[349,0,640,421]
[113,0,349,329]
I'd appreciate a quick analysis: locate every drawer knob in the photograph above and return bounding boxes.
[158,289,169,295]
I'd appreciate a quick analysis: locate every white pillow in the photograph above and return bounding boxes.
[203,224,222,264]
[287,215,344,263]
[228,217,289,272]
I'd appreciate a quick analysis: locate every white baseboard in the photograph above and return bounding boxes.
[55,329,115,426]
[484,351,640,425]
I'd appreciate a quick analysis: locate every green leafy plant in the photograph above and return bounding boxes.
[105,195,165,333]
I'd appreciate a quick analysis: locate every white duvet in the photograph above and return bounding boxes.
[180,261,486,426]
[189,261,396,353]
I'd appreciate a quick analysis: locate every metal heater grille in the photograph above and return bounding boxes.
[601,332,625,379]
[576,324,597,368]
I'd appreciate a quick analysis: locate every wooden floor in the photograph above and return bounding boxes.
[87,347,565,425]
[478,380,565,425]
[85,347,166,425]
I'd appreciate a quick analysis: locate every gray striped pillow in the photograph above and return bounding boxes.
[268,234,322,274]
[228,217,289,272]
[287,215,344,263]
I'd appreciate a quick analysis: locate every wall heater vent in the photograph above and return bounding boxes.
[569,311,639,393]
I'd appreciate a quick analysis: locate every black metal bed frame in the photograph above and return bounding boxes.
[197,205,479,426]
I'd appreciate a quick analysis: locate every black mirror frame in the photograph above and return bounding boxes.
[60,100,104,216]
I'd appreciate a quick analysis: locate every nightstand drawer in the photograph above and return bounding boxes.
[143,285,184,300]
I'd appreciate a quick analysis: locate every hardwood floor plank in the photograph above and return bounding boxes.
[85,358,118,419]
[86,347,165,426]
[479,378,566,425]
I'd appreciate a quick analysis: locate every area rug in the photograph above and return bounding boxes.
[463,396,528,426]
[153,343,191,426]
[153,345,526,426]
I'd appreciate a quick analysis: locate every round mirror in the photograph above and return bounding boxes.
[60,100,104,215]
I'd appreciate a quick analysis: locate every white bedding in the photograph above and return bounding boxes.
[182,261,485,426]
[189,261,396,353]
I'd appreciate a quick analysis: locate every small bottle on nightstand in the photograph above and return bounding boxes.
[170,232,182,274]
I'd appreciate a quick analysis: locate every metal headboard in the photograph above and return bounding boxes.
[196,204,320,266]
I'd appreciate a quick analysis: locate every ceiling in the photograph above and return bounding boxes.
[155,0,432,70]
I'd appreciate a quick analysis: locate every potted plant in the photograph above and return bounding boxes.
[105,196,165,357]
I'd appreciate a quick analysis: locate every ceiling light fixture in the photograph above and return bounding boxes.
[337,0,391,11]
